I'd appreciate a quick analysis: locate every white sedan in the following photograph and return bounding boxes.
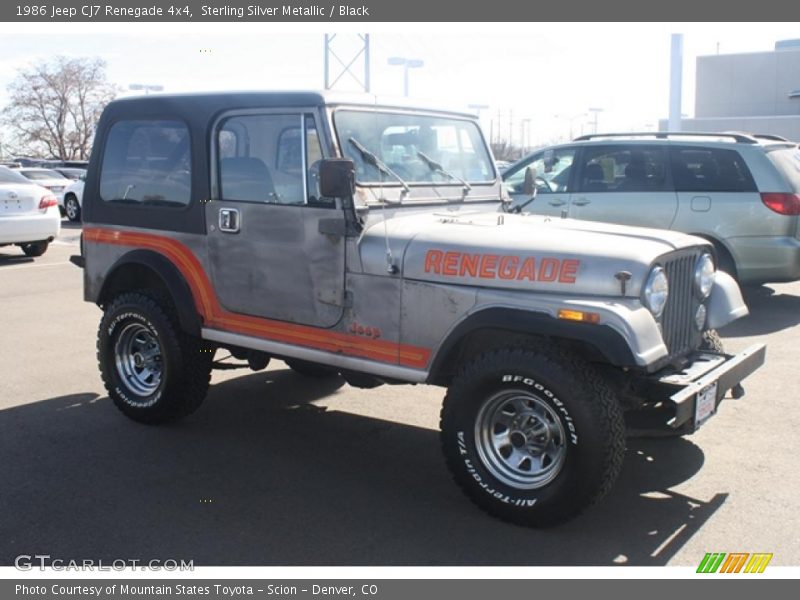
[15,168,72,210]
[0,167,61,257]
[62,179,85,222]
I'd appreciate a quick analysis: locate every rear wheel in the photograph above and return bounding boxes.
[285,358,338,378]
[98,291,212,424]
[64,194,81,222]
[20,241,48,257]
[440,347,625,527]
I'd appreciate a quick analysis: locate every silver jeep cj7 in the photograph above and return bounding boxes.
[73,92,765,526]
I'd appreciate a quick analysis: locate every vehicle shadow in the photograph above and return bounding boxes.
[0,252,32,266]
[0,369,722,567]
[721,285,800,337]
[60,221,82,230]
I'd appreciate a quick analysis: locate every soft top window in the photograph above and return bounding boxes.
[99,119,191,207]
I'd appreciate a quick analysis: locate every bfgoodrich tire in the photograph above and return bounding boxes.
[440,347,625,527]
[97,291,213,424]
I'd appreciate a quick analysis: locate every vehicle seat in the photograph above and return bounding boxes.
[620,162,647,190]
[220,157,276,202]
[582,163,607,191]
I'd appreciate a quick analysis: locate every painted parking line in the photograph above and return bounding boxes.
[0,260,72,272]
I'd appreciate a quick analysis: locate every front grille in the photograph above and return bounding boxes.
[660,250,703,359]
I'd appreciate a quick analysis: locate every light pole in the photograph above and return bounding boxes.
[129,83,164,95]
[520,118,531,152]
[387,57,424,97]
[554,113,587,140]
[588,107,603,134]
[469,103,490,139]
[468,103,489,118]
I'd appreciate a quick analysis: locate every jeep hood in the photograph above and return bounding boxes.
[358,209,709,297]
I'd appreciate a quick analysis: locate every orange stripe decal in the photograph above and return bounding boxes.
[85,227,431,369]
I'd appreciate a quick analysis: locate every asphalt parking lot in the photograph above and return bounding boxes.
[1,223,799,567]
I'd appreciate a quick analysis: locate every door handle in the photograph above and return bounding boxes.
[219,208,240,233]
[572,198,591,206]
[548,198,566,206]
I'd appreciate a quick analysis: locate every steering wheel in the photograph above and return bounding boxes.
[534,176,553,193]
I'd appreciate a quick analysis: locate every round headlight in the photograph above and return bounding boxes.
[644,266,669,318]
[695,253,715,299]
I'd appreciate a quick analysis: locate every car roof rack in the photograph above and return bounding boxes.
[751,133,791,142]
[573,131,759,144]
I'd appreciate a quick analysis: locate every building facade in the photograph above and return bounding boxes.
[661,41,800,141]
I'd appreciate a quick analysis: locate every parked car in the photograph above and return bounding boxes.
[0,166,60,257]
[73,92,763,527]
[502,132,800,285]
[14,168,72,209]
[61,178,84,222]
[54,167,87,181]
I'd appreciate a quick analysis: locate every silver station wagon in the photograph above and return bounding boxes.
[503,132,800,285]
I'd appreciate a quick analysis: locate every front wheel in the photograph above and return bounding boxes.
[64,194,81,222]
[440,347,625,527]
[97,291,212,424]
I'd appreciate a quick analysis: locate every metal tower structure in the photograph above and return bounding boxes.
[324,34,371,92]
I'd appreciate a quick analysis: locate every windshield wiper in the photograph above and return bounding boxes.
[348,137,410,199]
[416,151,472,195]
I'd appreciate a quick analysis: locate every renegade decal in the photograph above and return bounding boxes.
[424,250,580,283]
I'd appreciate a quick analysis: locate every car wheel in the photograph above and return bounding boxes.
[285,358,339,378]
[97,291,213,424]
[440,347,625,527]
[20,241,48,257]
[64,194,81,222]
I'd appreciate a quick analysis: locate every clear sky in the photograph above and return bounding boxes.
[0,22,798,149]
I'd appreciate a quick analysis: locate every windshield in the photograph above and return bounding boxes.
[21,169,68,181]
[334,110,495,186]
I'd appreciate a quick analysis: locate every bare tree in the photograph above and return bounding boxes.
[2,56,118,160]
[491,140,523,162]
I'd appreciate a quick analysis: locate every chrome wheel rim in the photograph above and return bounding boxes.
[114,323,163,398]
[66,198,78,219]
[475,389,567,489]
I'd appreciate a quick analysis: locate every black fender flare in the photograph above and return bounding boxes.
[427,307,637,385]
[98,249,202,336]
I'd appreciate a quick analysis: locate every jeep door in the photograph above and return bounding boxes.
[206,110,345,328]
[502,146,576,217]
[568,144,679,229]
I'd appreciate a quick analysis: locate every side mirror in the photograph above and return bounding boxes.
[319,158,355,198]
[522,166,537,196]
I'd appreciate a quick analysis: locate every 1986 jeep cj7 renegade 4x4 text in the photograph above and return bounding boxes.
[75,92,765,526]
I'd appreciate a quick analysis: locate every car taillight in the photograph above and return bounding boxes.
[761,192,800,216]
[39,194,58,210]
